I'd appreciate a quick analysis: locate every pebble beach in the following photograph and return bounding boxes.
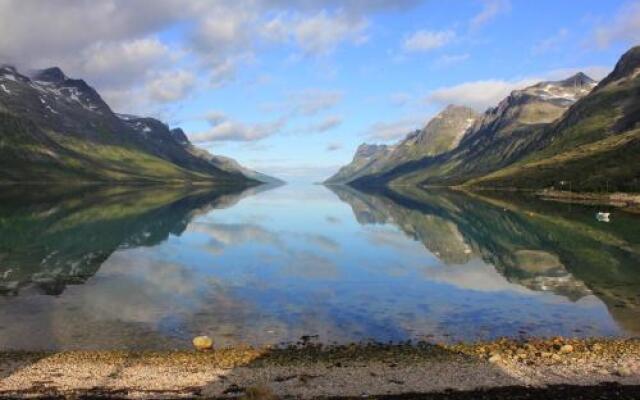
[0,337,638,399]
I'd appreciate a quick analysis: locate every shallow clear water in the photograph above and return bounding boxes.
[0,183,639,350]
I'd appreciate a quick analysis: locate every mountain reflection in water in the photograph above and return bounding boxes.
[330,185,640,335]
[0,183,638,350]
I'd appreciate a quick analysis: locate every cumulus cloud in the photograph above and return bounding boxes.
[0,0,187,67]
[262,10,369,56]
[74,38,172,88]
[469,0,511,30]
[146,70,196,103]
[365,118,423,142]
[191,112,287,142]
[291,11,369,55]
[402,29,455,52]
[0,0,397,116]
[426,78,538,111]
[593,1,640,49]
[426,64,612,112]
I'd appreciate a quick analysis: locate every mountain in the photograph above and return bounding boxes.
[344,72,597,188]
[334,46,640,193]
[467,46,640,192]
[329,185,640,333]
[0,65,278,184]
[0,184,264,295]
[325,105,479,184]
[324,143,394,184]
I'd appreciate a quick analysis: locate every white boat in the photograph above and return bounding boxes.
[596,212,611,222]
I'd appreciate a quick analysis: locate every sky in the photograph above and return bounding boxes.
[0,0,639,182]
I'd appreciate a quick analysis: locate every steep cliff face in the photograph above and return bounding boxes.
[0,65,275,184]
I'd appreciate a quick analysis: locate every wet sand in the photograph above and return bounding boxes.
[0,338,639,399]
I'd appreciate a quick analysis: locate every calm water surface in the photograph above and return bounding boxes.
[0,183,639,350]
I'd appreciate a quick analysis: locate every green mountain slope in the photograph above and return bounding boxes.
[355,73,597,187]
[0,66,276,185]
[325,105,479,184]
[468,46,640,192]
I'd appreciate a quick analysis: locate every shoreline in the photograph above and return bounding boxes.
[1,338,638,399]
[535,189,640,212]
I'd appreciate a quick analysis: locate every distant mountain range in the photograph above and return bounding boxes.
[0,66,281,185]
[326,46,640,193]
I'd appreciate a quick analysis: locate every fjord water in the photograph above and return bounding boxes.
[0,184,639,350]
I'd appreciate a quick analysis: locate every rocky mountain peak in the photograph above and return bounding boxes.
[171,128,190,146]
[415,105,479,152]
[559,72,596,88]
[32,67,68,83]
[0,65,18,75]
[355,143,389,159]
[597,45,640,88]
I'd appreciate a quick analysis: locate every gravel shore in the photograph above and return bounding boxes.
[0,338,638,399]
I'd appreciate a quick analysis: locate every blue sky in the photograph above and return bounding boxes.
[1,0,639,182]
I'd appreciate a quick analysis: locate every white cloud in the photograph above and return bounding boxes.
[146,70,196,103]
[190,5,254,58]
[263,10,369,56]
[0,0,187,67]
[425,65,611,112]
[308,115,343,133]
[593,1,640,49]
[469,0,511,30]
[78,38,171,88]
[365,117,424,142]
[403,30,455,52]
[191,112,287,142]
[285,89,345,116]
[426,78,538,111]
[292,11,368,55]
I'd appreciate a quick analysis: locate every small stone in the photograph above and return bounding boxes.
[559,344,574,354]
[488,354,502,364]
[590,344,603,352]
[192,336,214,351]
[616,367,632,377]
[597,369,610,375]
[551,354,562,362]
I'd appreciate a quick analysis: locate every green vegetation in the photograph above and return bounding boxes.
[0,185,251,295]
[331,185,640,333]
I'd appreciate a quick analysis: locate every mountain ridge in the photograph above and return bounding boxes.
[327,47,640,193]
[0,65,280,185]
